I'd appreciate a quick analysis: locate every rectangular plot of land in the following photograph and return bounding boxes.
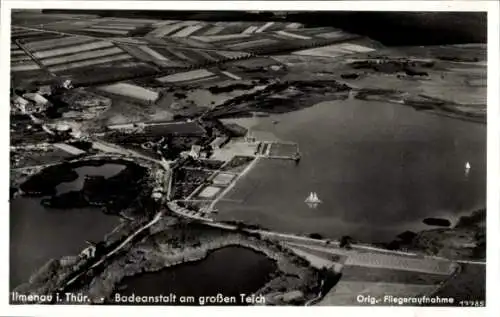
[111,37,148,45]
[12,31,44,39]
[144,121,205,136]
[198,186,222,199]
[11,55,32,62]
[344,252,455,275]
[226,38,277,50]
[152,20,179,27]
[192,34,251,43]
[204,26,225,36]
[115,44,154,62]
[275,30,311,40]
[288,247,337,269]
[341,265,447,285]
[97,82,159,102]
[11,63,40,72]
[83,28,130,35]
[156,69,215,83]
[242,26,259,34]
[91,24,138,30]
[33,41,114,59]
[193,50,218,62]
[153,47,193,63]
[320,281,437,305]
[138,46,169,61]
[24,36,95,51]
[316,31,349,39]
[48,54,131,72]
[212,173,236,186]
[150,21,197,38]
[220,71,242,80]
[286,23,303,29]
[41,47,123,66]
[336,43,377,53]
[171,25,205,38]
[11,49,25,55]
[294,43,376,58]
[215,51,250,59]
[107,17,159,24]
[255,22,275,33]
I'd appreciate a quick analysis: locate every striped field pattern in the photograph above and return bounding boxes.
[32,41,116,59]
[48,54,133,73]
[11,13,369,69]
[283,242,458,306]
[294,42,377,58]
[10,43,41,73]
[10,12,384,87]
[155,69,217,83]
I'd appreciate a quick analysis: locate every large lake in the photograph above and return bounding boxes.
[216,100,486,242]
[114,246,277,305]
[10,163,125,290]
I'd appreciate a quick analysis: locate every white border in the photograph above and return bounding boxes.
[1,1,498,317]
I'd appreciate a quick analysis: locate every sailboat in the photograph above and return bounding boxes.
[465,161,471,176]
[305,192,322,206]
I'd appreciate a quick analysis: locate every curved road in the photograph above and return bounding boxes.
[62,211,163,289]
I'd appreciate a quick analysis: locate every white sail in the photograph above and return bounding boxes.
[305,192,321,203]
[306,192,313,202]
[313,192,321,203]
[465,162,471,169]
[305,192,314,203]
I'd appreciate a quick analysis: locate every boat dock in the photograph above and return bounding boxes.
[255,141,301,161]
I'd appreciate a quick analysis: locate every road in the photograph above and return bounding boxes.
[62,211,163,289]
[168,202,486,266]
[91,139,161,164]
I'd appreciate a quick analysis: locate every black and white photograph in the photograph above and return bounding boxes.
[2,1,498,313]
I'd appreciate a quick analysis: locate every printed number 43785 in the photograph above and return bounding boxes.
[459,300,485,307]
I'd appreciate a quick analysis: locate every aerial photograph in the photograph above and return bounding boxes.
[8,9,486,306]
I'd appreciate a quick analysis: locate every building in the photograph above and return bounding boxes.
[80,245,96,259]
[189,145,202,159]
[245,129,256,143]
[151,190,163,201]
[61,79,73,90]
[54,123,71,132]
[23,92,49,107]
[210,136,229,149]
[12,95,29,112]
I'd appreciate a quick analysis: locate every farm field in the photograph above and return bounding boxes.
[143,121,206,136]
[97,83,159,102]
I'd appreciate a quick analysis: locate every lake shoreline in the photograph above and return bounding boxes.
[72,219,323,305]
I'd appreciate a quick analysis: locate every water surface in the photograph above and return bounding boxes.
[115,246,277,305]
[10,163,125,289]
[215,100,486,242]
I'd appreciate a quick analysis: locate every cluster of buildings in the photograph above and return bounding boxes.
[11,79,74,114]
[182,135,230,160]
[12,93,50,114]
